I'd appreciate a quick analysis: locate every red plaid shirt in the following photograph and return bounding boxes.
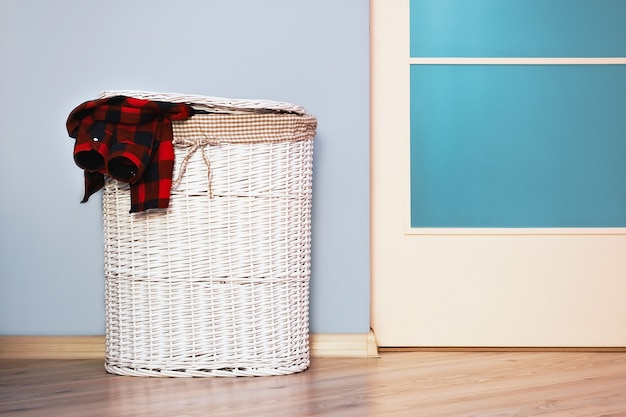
[67,96,194,212]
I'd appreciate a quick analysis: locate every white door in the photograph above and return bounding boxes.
[370,0,626,347]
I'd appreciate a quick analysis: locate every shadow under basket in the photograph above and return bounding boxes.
[101,91,316,377]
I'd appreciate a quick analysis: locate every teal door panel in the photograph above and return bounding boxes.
[410,64,626,228]
[410,0,626,57]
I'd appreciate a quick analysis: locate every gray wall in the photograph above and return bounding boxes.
[0,0,370,335]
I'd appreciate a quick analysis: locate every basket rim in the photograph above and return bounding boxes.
[98,90,309,115]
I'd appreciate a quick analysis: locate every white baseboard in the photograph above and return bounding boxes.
[0,332,379,360]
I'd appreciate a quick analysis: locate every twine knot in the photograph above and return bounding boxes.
[172,135,221,197]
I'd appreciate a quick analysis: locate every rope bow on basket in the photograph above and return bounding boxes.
[171,135,221,198]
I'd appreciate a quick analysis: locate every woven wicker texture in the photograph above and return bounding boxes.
[102,94,315,377]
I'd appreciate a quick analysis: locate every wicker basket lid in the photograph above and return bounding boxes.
[98,90,309,115]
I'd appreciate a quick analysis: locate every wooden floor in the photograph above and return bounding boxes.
[2,351,626,416]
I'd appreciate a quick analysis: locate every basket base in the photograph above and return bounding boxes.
[104,361,310,378]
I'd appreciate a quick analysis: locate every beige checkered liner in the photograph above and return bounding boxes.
[173,113,317,145]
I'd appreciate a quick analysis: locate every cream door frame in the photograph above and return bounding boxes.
[370,0,626,347]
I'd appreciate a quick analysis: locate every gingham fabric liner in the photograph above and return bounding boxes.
[172,113,317,145]
[102,99,315,377]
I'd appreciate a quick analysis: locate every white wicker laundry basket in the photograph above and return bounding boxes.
[99,91,316,377]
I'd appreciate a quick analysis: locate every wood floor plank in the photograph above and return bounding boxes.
[1,352,626,416]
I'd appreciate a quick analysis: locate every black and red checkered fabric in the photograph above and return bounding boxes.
[67,96,194,212]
